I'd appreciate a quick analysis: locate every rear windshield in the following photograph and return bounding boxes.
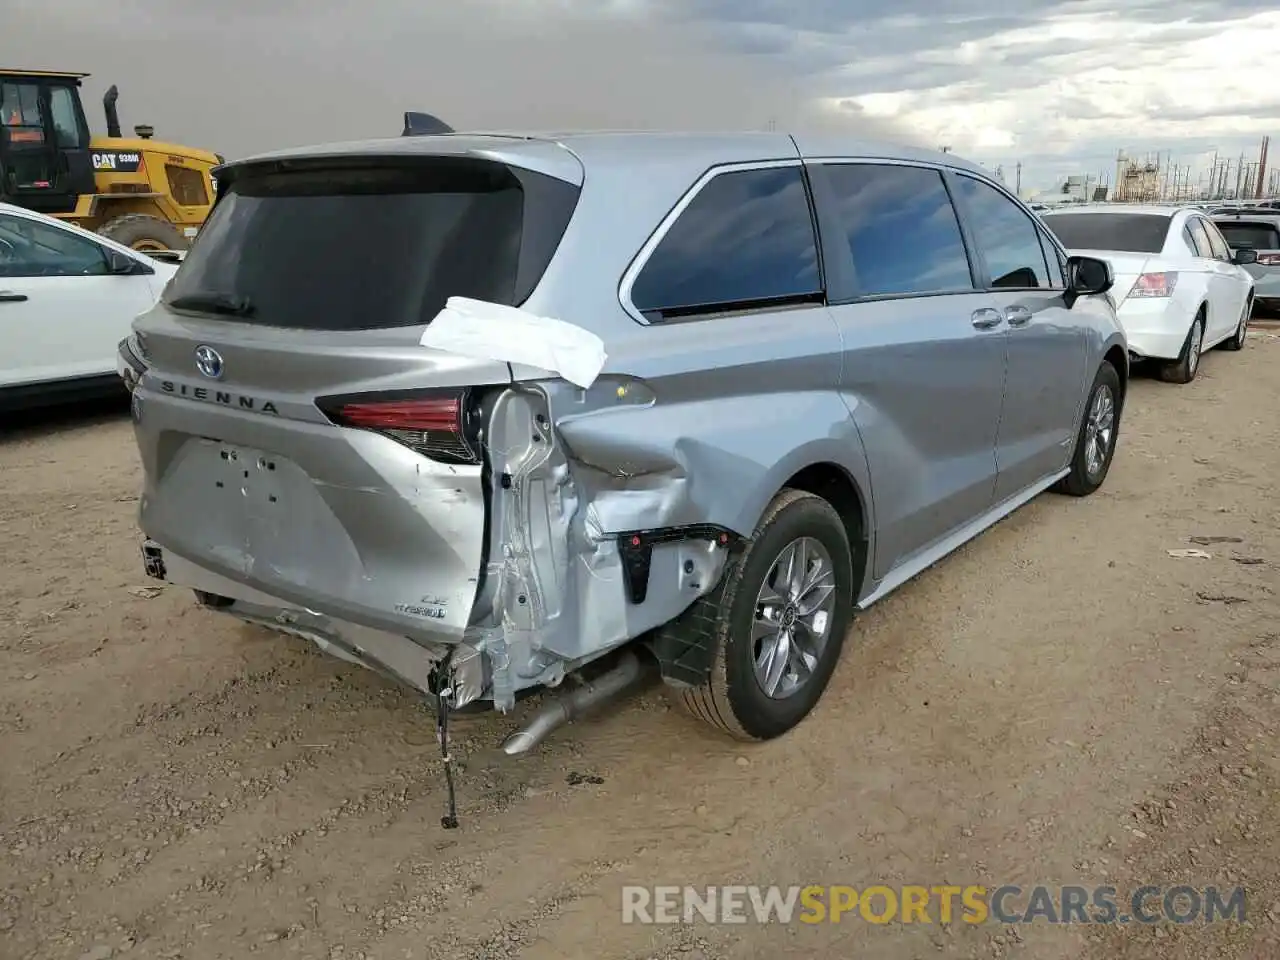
[1040,213,1170,254]
[165,158,579,330]
[1214,221,1280,250]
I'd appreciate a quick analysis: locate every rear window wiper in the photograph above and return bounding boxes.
[166,292,256,317]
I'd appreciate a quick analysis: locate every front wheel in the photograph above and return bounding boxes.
[676,489,854,741]
[1054,361,1122,497]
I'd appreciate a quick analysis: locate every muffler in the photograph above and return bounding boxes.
[500,650,651,756]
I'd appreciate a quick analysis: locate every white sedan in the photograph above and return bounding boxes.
[0,202,178,412]
[1041,204,1256,383]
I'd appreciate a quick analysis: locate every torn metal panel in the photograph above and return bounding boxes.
[544,374,869,539]
[150,543,453,691]
[470,382,733,709]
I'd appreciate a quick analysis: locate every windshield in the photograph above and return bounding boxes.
[1214,221,1280,250]
[1040,213,1170,254]
[164,158,579,330]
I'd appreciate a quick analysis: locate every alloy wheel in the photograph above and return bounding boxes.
[1085,384,1115,479]
[751,537,837,700]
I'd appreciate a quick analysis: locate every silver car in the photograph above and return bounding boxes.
[1212,211,1280,313]
[119,132,1127,754]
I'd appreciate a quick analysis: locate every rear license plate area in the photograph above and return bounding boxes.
[207,442,287,506]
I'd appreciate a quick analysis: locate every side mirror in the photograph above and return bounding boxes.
[106,249,137,275]
[1233,247,1258,266]
[1065,255,1113,307]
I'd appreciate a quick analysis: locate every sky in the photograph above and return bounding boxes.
[7,0,1278,195]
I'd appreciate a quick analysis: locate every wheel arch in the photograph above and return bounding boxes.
[730,435,874,575]
[1102,342,1129,411]
[781,461,871,598]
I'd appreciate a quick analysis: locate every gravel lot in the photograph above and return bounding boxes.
[3,330,1280,960]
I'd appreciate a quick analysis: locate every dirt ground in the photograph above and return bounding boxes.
[3,330,1280,960]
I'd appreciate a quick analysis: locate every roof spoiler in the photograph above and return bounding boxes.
[402,112,454,137]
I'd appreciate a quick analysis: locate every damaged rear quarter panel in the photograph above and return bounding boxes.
[484,309,874,671]
[549,311,870,536]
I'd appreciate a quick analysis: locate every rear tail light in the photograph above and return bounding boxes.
[1129,272,1178,298]
[318,389,482,465]
[1256,253,1280,266]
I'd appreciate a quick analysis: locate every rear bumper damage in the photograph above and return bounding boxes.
[141,539,492,708]
[140,512,739,718]
[126,345,743,722]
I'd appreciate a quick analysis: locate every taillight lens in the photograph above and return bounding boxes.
[319,390,481,465]
[1256,253,1280,266]
[1129,272,1178,298]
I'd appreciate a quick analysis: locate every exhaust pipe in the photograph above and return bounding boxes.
[103,85,122,139]
[500,650,650,756]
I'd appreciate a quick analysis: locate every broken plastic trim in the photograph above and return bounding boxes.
[427,655,460,829]
[616,524,741,604]
[141,541,166,580]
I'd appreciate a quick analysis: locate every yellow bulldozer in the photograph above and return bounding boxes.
[0,69,220,251]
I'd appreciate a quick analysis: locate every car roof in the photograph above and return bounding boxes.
[1039,204,1180,218]
[0,69,89,80]
[1213,213,1280,225]
[220,130,990,183]
[1212,208,1280,218]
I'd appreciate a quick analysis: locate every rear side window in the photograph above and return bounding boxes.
[629,165,821,320]
[951,175,1050,289]
[818,163,973,298]
[1041,213,1170,254]
[165,158,579,330]
[1202,220,1233,261]
[1215,221,1280,250]
[1037,226,1068,288]
[1182,224,1203,256]
[1188,218,1214,259]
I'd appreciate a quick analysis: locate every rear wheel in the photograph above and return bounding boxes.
[98,214,188,252]
[1158,310,1205,384]
[1222,297,1250,352]
[1054,361,1121,498]
[676,489,854,741]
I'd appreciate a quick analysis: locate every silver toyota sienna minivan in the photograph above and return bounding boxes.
[119,130,1126,755]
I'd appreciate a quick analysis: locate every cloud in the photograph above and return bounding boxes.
[3,0,918,160]
[656,0,1280,193]
[8,0,1279,194]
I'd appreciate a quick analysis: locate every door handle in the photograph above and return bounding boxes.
[0,291,28,303]
[971,307,1004,330]
[1005,305,1033,327]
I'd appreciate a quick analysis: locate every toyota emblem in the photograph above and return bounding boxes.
[194,345,224,380]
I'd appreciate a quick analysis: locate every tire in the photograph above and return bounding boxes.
[1222,297,1250,352]
[1158,309,1205,384]
[677,489,854,741]
[1054,361,1122,498]
[98,214,189,252]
